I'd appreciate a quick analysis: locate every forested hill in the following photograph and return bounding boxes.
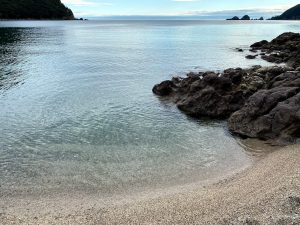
[271,4,300,20]
[0,0,74,20]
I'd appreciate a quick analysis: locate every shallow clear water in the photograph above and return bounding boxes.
[1,20,300,196]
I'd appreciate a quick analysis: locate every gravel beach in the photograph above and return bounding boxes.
[1,145,299,225]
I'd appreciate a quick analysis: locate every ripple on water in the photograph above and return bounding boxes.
[1,20,299,196]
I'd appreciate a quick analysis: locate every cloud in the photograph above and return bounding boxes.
[61,1,292,18]
[62,0,96,6]
[62,0,113,7]
[177,5,291,16]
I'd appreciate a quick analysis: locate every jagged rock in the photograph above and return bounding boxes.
[153,32,300,143]
[228,86,300,142]
[153,66,276,119]
[152,80,174,96]
[250,32,300,68]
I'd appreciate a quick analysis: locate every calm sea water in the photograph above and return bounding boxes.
[1,20,300,196]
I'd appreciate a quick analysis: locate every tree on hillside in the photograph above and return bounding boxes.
[0,0,74,20]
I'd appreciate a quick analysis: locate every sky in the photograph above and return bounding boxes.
[61,0,300,19]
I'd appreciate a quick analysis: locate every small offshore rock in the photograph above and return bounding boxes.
[246,55,257,59]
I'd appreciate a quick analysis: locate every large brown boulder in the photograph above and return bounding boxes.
[228,86,300,142]
[228,68,300,143]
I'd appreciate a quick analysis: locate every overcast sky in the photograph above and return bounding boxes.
[61,0,299,18]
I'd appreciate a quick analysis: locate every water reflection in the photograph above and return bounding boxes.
[0,28,28,92]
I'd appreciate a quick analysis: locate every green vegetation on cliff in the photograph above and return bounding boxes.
[0,0,74,20]
[271,4,300,20]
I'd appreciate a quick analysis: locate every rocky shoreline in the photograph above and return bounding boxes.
[153,32,300,144]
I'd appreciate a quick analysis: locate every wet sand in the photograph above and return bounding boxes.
[1,145,299,225]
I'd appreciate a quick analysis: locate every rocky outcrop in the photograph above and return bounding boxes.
[226,15,251,20]
[241,15,250,20]
[153,32,300,143]
[250,32,300,68]
[229,83,300,142]
[153,66,291,119]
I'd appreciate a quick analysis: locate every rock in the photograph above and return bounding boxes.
[153,32,300,143]
[250,32,300,68]
[250,49,258,53]
[256,66,288,76]
[187,72,200,79]
[248,76,265,92]
[223,68,245,85]
[152,80,174,96]
[250,40,269,48]
[227,16,240,20]
[269,71,300,88]
[228,86,300,142]
[153,67,268,119]
[241,15,251,20]
[246,55,257,59]
[269,32,300,45]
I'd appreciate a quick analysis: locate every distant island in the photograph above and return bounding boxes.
[270,4,300,20]
[228,4,300,21]
[0,0,74,20]
[227,15,264,20]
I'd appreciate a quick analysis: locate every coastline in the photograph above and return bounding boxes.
[1,23,300,225]
[1,145,299,224]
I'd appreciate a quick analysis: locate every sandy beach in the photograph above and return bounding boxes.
[1,144,299,225]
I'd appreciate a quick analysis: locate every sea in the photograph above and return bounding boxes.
[1,20,299,197]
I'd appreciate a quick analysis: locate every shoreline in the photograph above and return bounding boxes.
[1,27,299,224]
[1,145,299,224]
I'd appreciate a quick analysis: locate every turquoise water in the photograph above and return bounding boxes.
[1,20,300,196]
